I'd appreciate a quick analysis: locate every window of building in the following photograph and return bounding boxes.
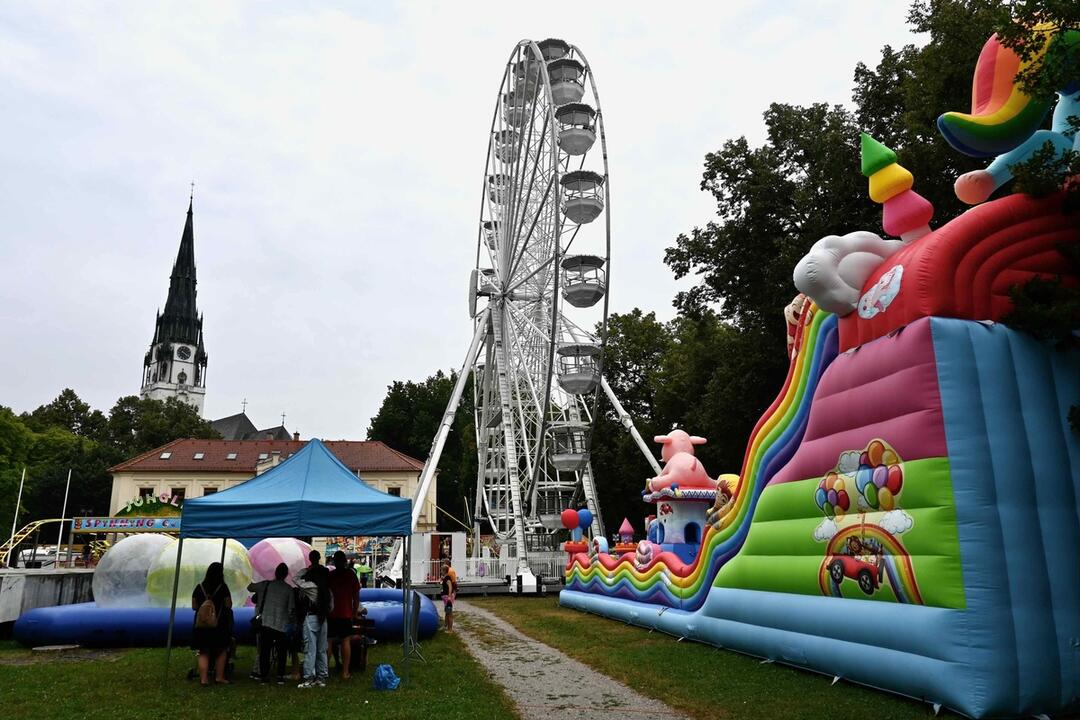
[193,452,205,460]
[160,452,172,459]
[139,487,154,498]
[387,487,402,497]
[226,452,238,460]
[203,488,218,495]
[258,453,269,460]
[172,488,185,502]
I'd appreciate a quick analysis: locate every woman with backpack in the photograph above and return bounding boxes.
[191,562,233,686]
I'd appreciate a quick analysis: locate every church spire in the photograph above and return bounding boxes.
[158,198,200,344]
[140,194,208,416]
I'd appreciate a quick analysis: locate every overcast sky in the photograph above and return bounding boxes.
[0,1,921,440]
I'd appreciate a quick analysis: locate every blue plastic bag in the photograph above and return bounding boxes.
[373,663,400,690]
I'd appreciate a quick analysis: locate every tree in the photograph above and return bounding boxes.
[590,311,673,532]
[0,392,221,532]
[104,395,220,457]
[21,388,107,439]
[367,372,476,531]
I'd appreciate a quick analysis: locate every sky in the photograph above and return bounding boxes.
[0,1,922,440]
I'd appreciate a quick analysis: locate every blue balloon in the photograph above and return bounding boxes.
[577,509,593,530]
[856,467,873,492]
[815,488,828,508]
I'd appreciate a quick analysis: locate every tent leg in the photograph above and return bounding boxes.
[219,537,226,564]
[402,533,409,683]
[164,537,185,679]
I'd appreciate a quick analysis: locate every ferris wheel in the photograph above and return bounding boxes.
[410,38,660,579]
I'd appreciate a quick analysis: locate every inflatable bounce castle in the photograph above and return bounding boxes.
[561,27,1080,719]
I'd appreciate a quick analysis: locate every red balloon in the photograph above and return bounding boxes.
[886,465,903,494]
[560,508,580,530]
[837,490,850,510]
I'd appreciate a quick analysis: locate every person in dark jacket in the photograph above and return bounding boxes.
[248,562,296,684]
[191,562,233,686]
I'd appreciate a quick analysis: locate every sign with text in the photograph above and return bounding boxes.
[73,517,181,533]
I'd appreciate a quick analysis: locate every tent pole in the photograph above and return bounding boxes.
[219,537,226,564]
[164,536,185,678]
[402,533,409,682]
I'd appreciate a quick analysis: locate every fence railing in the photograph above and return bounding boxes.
[410,557,510,584]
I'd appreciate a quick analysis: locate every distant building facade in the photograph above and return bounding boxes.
[108,438,437,532]
[140,199,208,414]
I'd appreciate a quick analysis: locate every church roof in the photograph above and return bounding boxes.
[154,199,202,346]
[211,413,294,441]
[210,413,258,440]
[109,438,426,474]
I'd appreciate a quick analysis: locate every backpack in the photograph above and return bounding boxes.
[195,583,219,629]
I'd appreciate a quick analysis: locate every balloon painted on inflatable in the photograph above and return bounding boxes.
[92,533,175,607]
[145,538,253,607]
[248,537,312,584]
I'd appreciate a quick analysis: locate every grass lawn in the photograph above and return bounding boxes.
[469,595,960,720]
[0,630,516,720]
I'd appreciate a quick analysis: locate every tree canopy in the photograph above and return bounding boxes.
[0,391,219,533]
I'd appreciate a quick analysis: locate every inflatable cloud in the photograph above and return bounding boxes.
[793,231,902,316]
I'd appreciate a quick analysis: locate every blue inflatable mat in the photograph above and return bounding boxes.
[14,589,439,648]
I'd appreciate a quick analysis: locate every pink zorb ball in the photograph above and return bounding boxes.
[248,537,313,585]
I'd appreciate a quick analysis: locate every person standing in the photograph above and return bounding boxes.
[296,549,331,688]
[327,550,361,679]
[191,562,233,686]
[247,562,296,685]
[440,561,457,633]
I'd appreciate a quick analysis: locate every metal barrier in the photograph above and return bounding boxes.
[410,557,510,584]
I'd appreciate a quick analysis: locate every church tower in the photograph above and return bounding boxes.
[140,197,208,414]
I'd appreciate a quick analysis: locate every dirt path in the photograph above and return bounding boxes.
[450,600,688,720]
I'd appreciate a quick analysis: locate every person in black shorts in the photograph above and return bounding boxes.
[326,550,361,679]
[440,561,457,633]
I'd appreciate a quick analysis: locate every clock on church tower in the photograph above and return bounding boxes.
[139,197,208,415]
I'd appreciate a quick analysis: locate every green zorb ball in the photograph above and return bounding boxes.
[145,538,253,607]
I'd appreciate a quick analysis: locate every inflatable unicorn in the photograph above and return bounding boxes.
[939,26,1080,204]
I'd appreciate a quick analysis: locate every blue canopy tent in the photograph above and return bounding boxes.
[163,438,418,677]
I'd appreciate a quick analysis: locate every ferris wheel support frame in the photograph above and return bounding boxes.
[409,308,490,533]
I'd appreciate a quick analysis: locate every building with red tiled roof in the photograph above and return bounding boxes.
[108,438,436,531]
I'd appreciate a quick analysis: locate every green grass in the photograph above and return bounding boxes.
[469,596,960,720]
[0,632,516,720]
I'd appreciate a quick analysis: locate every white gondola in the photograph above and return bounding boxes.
[487,174,510,204]
[549,422,591,472]
[513,59,542,99]
[555,102,597,156]
[560,254,606,308]
[493,129,518,163]
[482,220,499,253]
[560,170,605,224]
[547,58,585,105]
[537,38,570,61]
[557,342,602,395]
[502,91,531,127]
